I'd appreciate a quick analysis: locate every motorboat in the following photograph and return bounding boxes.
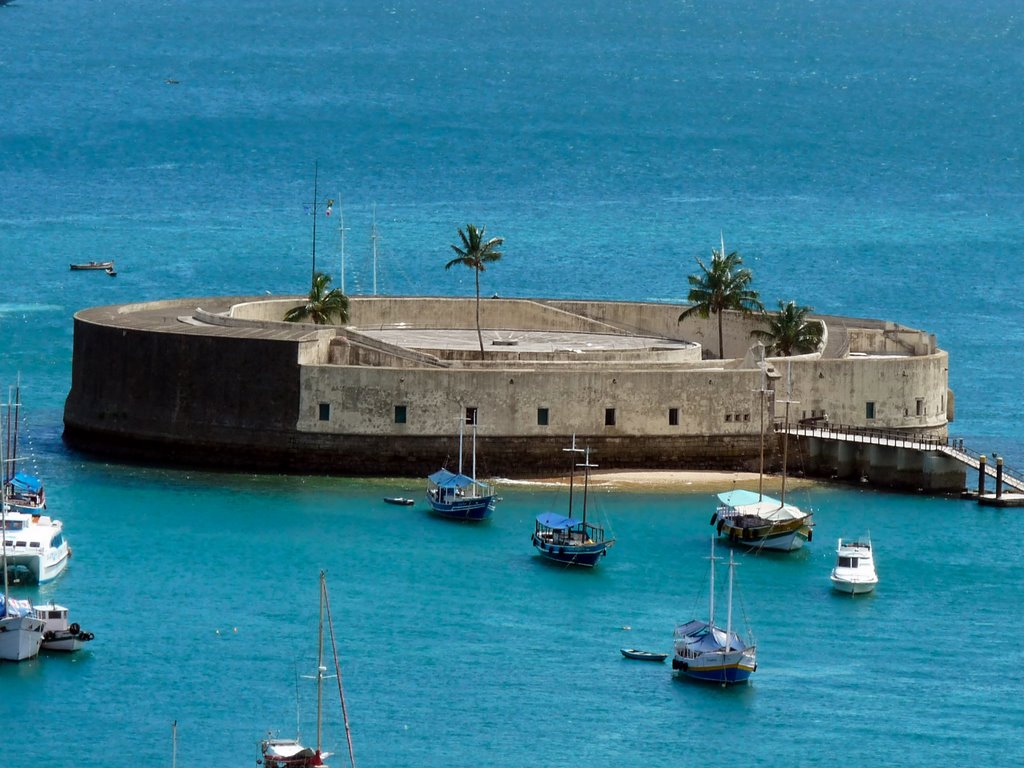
[426,417,496,521]
[69,261,114,271]
[830,537,878,595]
[672,538,757,685]
[531,438,614,567]
[620,648,668,662]
[32,603,94,652]
[1,505,70,584]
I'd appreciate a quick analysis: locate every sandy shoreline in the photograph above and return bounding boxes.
[496,469,821,494]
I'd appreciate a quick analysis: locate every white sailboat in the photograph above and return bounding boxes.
[672,538,757,685]
[712,351,813,551]
[260,570,355,768]
[0,439,45,662]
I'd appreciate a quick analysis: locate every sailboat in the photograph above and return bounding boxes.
[426,416,497,521]
[1,386,70,584]
[0,436,45,662]
[531,437,614,567]
[712,352,813,551]
[672,538,757,685]
[260,570,356,768]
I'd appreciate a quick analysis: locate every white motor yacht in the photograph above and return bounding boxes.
[0,596,45,661]
[1,506,70,584]
[830,538,878,595]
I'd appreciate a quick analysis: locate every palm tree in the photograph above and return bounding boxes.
[445,224,504,358]
[284,271,350,325]
[751,300,824,356]
[677,242,763,359]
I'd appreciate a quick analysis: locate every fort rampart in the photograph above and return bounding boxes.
[63,296,953,481]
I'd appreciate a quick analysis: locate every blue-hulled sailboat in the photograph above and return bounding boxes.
[672,538,757,685]
[531,437,614,567]
[426,418,496,521]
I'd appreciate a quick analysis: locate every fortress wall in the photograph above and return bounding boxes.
[298,364,768,437]
[344,297,625,334]
[64,315,304,454]
[784,351,950,432]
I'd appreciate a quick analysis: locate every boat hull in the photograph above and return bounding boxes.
[427,495,495,521]
[5,544,70,584]
[719,522,811,551]
[671,650,756,684]
[531,533,609,566]
[830,575,877,594]
[621,648,667,661]
[0,615,45,661]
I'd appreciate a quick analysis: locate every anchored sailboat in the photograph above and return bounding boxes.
[712,351,813,551]
[260,571,356,768]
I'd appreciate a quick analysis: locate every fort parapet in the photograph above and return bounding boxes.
[63,296,956,486]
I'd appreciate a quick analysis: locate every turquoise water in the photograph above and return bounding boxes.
[2,0,1023,764]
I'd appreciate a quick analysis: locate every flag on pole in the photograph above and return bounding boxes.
[325,199,334,217]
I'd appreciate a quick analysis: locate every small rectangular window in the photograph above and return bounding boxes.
[725,414,733,422]
[537,407,549,426]
[916,398,924,417]
[394,405,407,424]
[605,408,616,427]
[668,407,679,426]
[318,403,330,421]
[866,401,876,419]
[465,406,478,426]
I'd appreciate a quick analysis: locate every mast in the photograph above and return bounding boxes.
[755,346,769,501]
[778,360,797,505]
[471,420,477,484]
[311,161,319,289]
[457,416,464,476]
[338,198,347,296]
[2,421,8,608]
[321,571,357,768]
[725,551,735,652]
[316,571,326,756]
[171,720,177,768]
[579,447,597,528]
[708,537,716,630]
[562,434,583,517]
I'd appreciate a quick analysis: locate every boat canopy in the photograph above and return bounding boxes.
[427,469,486,490]
[9,472,43,494]
[674,619,747,653]
[717,489,806,522]
[535,512,581,529]
[0,596,33,619]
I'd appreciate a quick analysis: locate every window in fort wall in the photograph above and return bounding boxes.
[466,406,478,425]
[605,408,616,426]
[916,398,924,416]
[537,407,549,426]
[866,401,876,419]
[395,405,407,424]
[668,407,679,426]
[318,403,330,421]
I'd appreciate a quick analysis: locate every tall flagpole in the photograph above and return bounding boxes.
[311,161,319,289]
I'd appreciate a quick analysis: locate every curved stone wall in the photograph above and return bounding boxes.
[63,295,951,478]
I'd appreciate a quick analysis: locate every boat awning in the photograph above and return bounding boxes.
[717,490,805,522]
[535,512,581,529]
[9,472,43,494]
[427,469,477,489]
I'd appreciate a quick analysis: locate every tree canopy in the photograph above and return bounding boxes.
[446,223,504,358]
[284,271,350,325]
[751,300,824,356]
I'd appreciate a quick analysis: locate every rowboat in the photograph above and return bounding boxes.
[620,648,668,662]
[69,261,114,271]
[383,497,415,506]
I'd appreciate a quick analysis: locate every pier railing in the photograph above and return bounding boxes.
[776,421,1024,493]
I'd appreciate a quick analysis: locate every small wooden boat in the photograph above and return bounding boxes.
[383,497,415,506]
[69,261,114,271]
[620,648,668,662]
[105,266,117,277]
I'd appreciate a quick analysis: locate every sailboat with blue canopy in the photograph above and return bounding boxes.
[426,418,496,521]
[531,437,614,567]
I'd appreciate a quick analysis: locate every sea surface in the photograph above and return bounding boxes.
[1,0,1023,765]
